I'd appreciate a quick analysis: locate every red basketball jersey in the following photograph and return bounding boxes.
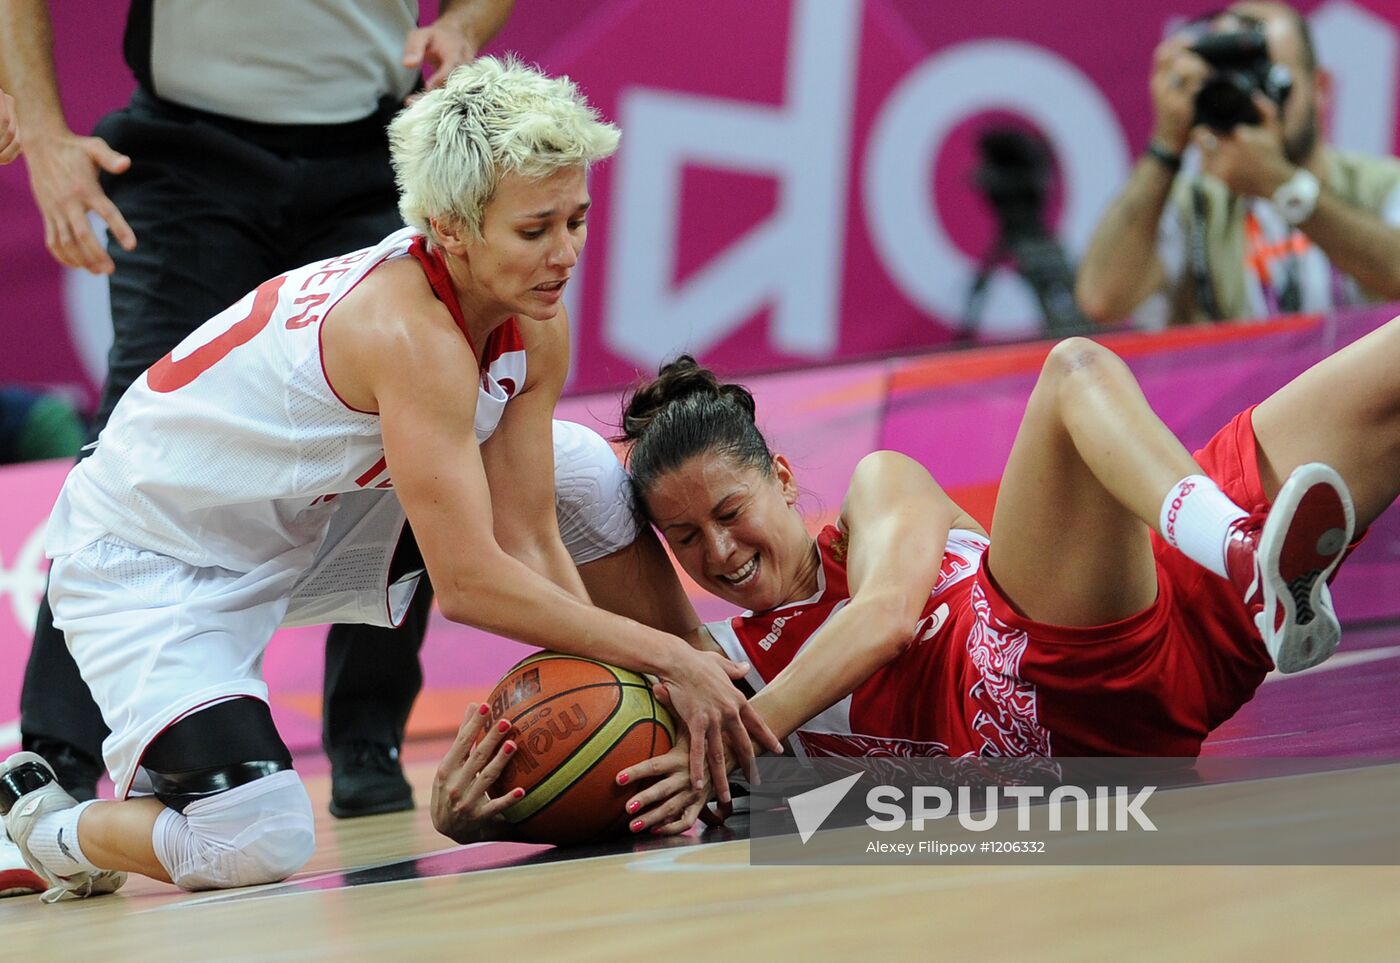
[707,525,1052,759]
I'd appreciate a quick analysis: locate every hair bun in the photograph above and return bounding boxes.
[618,356,771,497]
[620,355,755,441]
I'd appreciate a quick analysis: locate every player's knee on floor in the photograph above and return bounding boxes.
[141,697,312,890]
[153,769,315,890]
[553,420,640,564]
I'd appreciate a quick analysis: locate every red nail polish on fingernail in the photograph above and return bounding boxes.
[617,773,630,785]
[627,800,639,813]
[497,720,510,733]
[478,703,490,716]
[630,820,644,832]
[503,741,516,755]
[513,788,525,798]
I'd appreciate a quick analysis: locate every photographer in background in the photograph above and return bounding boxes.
[1076,1,1400,327]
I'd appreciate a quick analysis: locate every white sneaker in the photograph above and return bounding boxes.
[0,825,45,898]
[0,752,126,903]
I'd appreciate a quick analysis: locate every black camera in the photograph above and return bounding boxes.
[1191,28,1293,131]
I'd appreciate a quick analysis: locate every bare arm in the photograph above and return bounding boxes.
[1075,159,1174,324]
[1291,189,1400,299]
[1076,38,1208,325]
[403,0,517,91]
[0,0,64,142]
[479,310,589,600]
[751,451,977,742]
[0,0,135,274]
[0,86,19,163]
[371,309,682,669]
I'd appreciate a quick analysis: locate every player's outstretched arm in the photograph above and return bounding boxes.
[479,308,593,600]
[335,275,781,805]
[752,452,975,742]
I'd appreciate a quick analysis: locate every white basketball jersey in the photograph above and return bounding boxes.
[47,227,527,585]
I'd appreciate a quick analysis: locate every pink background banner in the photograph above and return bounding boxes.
[4,1,1400,407]
[3,306,1397,762]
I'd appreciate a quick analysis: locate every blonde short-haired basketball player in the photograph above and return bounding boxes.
[607,322,1400,833]
[0,58,778,900]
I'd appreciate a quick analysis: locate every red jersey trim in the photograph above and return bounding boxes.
[317,261,389,415]
[405,236,524,365]
[407,236,475,350]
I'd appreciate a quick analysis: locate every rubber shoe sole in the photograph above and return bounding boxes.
[1256,463,1354,674]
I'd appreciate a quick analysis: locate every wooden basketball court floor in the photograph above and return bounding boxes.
[4,622,1400,961]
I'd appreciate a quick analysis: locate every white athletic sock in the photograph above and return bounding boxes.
[1159,475,1248,579]
[26,800,101,877]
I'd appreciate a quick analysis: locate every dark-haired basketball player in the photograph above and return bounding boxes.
[608,317,1400,833]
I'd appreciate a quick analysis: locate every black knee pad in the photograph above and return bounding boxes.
[141,698,293,813]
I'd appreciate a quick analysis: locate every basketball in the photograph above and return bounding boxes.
[485,652,676,845]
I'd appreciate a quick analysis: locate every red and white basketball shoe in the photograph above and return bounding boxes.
[0,752,126,903]
[0,826,46,898]
[1224,463,1355,674]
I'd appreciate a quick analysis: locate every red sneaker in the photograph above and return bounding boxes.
[1224,463,1354,674]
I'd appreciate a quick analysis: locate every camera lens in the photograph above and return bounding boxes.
[1194,71,1262,131]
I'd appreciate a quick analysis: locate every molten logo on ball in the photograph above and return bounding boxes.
[510,703,590,775]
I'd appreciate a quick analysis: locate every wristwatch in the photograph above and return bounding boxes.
[1272,169,1321,225]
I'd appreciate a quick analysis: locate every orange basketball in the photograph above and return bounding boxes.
[485,652,675,845]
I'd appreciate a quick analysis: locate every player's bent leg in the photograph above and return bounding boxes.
[151,770,314,891]
[989,338,1191,625]
[140,698,314,891]
[1252,315,1400,530]
[553,420,700,637]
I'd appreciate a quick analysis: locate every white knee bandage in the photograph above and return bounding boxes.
[152,769,315,891]
[553,420,641,565]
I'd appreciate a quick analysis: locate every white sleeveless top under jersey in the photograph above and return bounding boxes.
[47,227,526,583]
